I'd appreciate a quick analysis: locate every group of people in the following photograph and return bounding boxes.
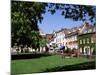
[11,45,34,53]
[11,43,51,54]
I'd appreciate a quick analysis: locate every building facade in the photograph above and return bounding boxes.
[46,22,96,55]
[54,30,65,48]
[66,31,78,50]
[78,23,96,55]
[52,28,71,48]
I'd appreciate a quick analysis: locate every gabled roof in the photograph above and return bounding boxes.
[46,34,54,41]
[78,22,96,35]
[65,30,79,37]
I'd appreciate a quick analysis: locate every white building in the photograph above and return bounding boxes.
[49,28,70,48]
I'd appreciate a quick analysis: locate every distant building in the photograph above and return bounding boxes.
[45,22,96,54]
[65,30,79,49]
[78,22,96,55]
[39,30,46,37]
[48,26,83,49]
[46,34,54,41]
[52,28,70,48]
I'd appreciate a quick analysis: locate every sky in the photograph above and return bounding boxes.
[38,6,95,34]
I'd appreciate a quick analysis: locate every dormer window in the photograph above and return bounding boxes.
[83,39,85,44]
[68,32,71,34]
[88,29,92,33]
[84,30,87,34]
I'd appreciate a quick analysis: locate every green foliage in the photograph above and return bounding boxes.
[31,31,40,49]
[78,33,96,48]
[39,37,48,47]
[11,1,47,47]
[65,47,72,53]
[71,48,76,53]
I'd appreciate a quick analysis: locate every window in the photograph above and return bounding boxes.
[91,38,93,43]
[91,37,96,43]
[88,29,92,33]
[87,38,89,44]
[80,40,82,44]
[83,39,85,44]
[74,36,77,40]
[84,30,87,34]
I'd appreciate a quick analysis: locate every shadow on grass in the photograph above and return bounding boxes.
[42,61,96,72]
[11,53,51,60]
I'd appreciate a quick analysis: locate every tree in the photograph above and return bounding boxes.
[39,37,48,47]
[11,1,47,47]
[31,30,41,49]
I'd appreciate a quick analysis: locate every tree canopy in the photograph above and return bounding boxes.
[48,3,96,24]
[11,1,47,47]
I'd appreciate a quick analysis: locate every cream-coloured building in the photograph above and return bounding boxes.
[66,31,78,49]
[49,28,79,50]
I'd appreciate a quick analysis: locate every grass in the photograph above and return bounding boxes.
[11,55,95,75]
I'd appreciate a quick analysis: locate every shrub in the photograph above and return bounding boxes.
[92,50,96,55]
[65,48,71,53]
[71,48,76,54]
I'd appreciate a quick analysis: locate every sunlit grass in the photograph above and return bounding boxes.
[11,55,95,75]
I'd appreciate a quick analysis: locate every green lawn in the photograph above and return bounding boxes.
[11,55,95,75]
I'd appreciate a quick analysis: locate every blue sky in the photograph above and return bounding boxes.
[38,9,90,34]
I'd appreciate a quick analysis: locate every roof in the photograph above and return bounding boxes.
[54,28,70,33]
[65,30,79,37]
[46,34,54,38]
[46,34,54,41]
[78,23,96,35]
